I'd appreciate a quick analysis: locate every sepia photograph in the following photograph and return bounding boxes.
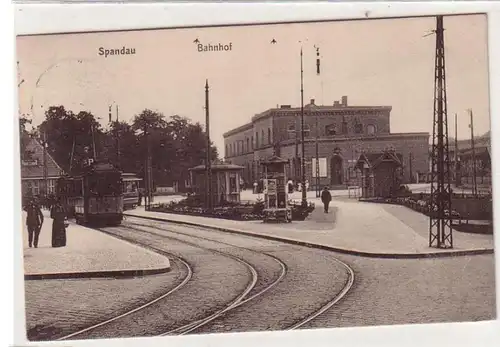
[15,12,496,342]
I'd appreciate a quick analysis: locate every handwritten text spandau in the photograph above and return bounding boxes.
[98,46,136,58]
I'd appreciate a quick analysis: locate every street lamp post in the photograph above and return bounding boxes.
[300,48,307,207]
[315,109,320,198]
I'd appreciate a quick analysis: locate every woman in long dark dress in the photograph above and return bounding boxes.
[50,200,67,247]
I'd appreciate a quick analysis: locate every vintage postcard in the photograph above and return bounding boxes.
[16,13,495,343]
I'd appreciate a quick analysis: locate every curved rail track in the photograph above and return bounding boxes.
[56,218,354,339]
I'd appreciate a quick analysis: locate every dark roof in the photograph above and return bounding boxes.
[354,151,403,170]
[21,138,64,179]
[459,146,490,159]
[189,163,244,172]
[260,155,289,165]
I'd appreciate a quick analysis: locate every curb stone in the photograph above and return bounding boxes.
[24,266,171,281]
[124,213,494,259]
[24,222,172,281]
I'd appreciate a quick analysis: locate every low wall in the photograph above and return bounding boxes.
[450,197,492,220]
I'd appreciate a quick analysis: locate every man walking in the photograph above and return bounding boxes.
[321,186,332,213]
[25,198,44,248]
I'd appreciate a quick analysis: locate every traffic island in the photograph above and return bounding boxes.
[22,211,171,280]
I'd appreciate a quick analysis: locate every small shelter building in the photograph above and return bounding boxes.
[354,149,403,198]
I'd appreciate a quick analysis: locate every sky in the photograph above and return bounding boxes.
[16,14,490,153]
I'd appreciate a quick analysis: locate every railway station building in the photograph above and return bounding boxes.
[223,96,430,190]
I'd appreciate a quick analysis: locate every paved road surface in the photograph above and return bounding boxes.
[24,217,496,340]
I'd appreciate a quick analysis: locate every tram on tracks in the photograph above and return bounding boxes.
[122,172,142,210]
[56,162,124,226]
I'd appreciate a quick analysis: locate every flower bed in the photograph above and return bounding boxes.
[363,194,462,219]
[149,198,315,221]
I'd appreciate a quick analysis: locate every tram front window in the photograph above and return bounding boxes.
[89,173,122,196]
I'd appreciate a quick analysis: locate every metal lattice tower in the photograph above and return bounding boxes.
[429,15,453,249]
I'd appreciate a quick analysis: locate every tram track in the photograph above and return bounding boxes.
[108,223,289,336]
[56,218,355,339]
[123,218,355,333]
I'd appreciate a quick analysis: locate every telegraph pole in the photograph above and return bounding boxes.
[300,48,307,207]
[315,111,320,197]
[205,80,213,210]
[409,152,413,184]
[144,123,153,210]
[116,104,121,169]
[429,15,453,249]
[455,113,460,187]
[315,46,321,198]
[469,109,478,196]
[42,131,48,199]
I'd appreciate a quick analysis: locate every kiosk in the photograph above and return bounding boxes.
[260,156,292,223]
[189,163,244,206]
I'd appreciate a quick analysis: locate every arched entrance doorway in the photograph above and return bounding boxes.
[330,155,343,186]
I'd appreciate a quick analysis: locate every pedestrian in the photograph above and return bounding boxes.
[305,180,310,191]
[50,198,67,248]
[25,198,44,248]
[321,186,332,213]
[287,179,294,193]
[253,181,258,194]
[138,189,143,206]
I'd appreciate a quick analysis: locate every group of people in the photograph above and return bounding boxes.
[24,198,67,248]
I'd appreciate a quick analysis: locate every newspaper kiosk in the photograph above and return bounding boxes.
[261,156,292,223]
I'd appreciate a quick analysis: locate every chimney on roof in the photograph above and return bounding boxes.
[341,96,348,106]
[333,101,340,106]
[310,99,315,105]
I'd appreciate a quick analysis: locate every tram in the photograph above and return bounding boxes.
[56,162,124,226]
[122,173,142,209]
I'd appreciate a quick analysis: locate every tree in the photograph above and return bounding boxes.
[38,106,104,173]
[103,120,142,173]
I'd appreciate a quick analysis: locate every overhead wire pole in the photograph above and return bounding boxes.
[469,109,478,196]
[42,131,48,200]
[454,113,459,187]
[429,15,453,249]
[300,47,307,207]
[205,79,213,210]
[116,104,121,169]
[315,45,321,198]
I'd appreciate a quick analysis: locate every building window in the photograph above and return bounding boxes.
[246,138,250,152]
[225,144,229,157]
[261,130,265,146]
[342,117,348,134]
[325,124,337,136]
[256,132,259,148]
[32,180,39,196]
[302,124,311,137]
[354,122,363,134]
[48,179,55,194]
[367,124,376,135]
[287,124,296,139]
[268,128,272,145]
[251,136,254,150]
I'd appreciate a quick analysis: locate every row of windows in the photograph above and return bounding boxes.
[23,179,56,196]
[226,128,273,157]
[227,122,377,158]
[287,123,376,136]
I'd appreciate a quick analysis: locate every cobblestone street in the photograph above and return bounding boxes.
[23,217,496,340]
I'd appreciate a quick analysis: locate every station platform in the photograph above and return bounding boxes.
[125,194,495,258]
[21,210,171,280]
